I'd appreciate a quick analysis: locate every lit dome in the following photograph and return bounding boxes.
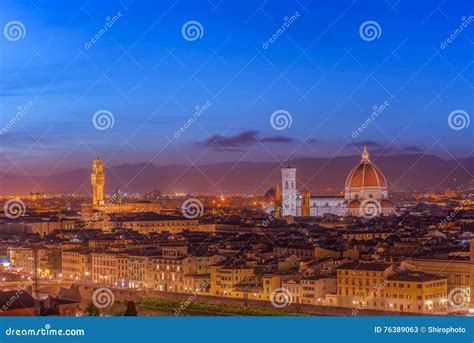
[263,187,276,202]
[344,147,388,201]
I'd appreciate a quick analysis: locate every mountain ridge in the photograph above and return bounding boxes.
[1,154,472,195]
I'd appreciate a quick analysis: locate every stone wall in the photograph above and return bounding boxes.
[58,284,416,316]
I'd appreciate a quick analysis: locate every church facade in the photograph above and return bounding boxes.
[275,147,396,218]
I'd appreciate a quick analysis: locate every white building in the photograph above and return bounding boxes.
[281,165,297,216]
[277,147,396,218]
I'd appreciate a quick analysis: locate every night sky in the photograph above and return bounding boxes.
[1,0,472,175]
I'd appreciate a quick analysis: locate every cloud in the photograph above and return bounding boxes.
[401,145,422,153]
[306,138,322,144]
[196,130,294,151]
[261,136,295,144]
[348,140,383,148]
[345,140,423,155]
[378,146,423,154]
[201,130,258,148]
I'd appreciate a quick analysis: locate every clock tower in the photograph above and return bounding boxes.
[91,157,105,207]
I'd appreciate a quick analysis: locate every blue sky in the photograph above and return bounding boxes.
[0,0,473,174]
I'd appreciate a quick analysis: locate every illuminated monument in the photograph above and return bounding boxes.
[273,147,396,217]
[281,163,297,216]
[345,146,395,216]
[82,157,160,219]
[91,157,105,207]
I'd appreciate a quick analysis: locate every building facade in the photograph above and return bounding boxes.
[384,271,448,314]
[61,249,91,281]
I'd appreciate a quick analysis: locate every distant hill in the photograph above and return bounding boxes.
[1,154,472,195]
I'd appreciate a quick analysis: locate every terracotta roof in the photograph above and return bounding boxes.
[345,147,387,189]
[345,162,387,188]
[387,271,446,282]
[348,200,361,208]
[381,199,394,208]
[337,261,392,271]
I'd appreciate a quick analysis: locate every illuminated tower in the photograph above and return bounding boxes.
[91,157,105,207]
[281,163,297,216]
[301,190,310,217]
[274,182,282,218]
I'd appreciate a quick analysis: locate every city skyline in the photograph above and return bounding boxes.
[0,0,472,176]
[0,0,473,330]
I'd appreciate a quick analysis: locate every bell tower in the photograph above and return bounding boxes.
[91,157,105,207]
[301,190,311,217]
[274,182,282,218]
[281,163,297,216]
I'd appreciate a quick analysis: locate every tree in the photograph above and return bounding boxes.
[124,301,138,316]
[84,302,100,316]
[46,250,62,273]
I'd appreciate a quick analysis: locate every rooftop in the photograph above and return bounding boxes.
[387,271,447,282]
[107,212,195,222]
[337,261,392,271]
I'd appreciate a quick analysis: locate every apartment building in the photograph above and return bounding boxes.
[336,261,393,309]
[61,249,91,281]
[103,213,199,234]
[384,271,448,314]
